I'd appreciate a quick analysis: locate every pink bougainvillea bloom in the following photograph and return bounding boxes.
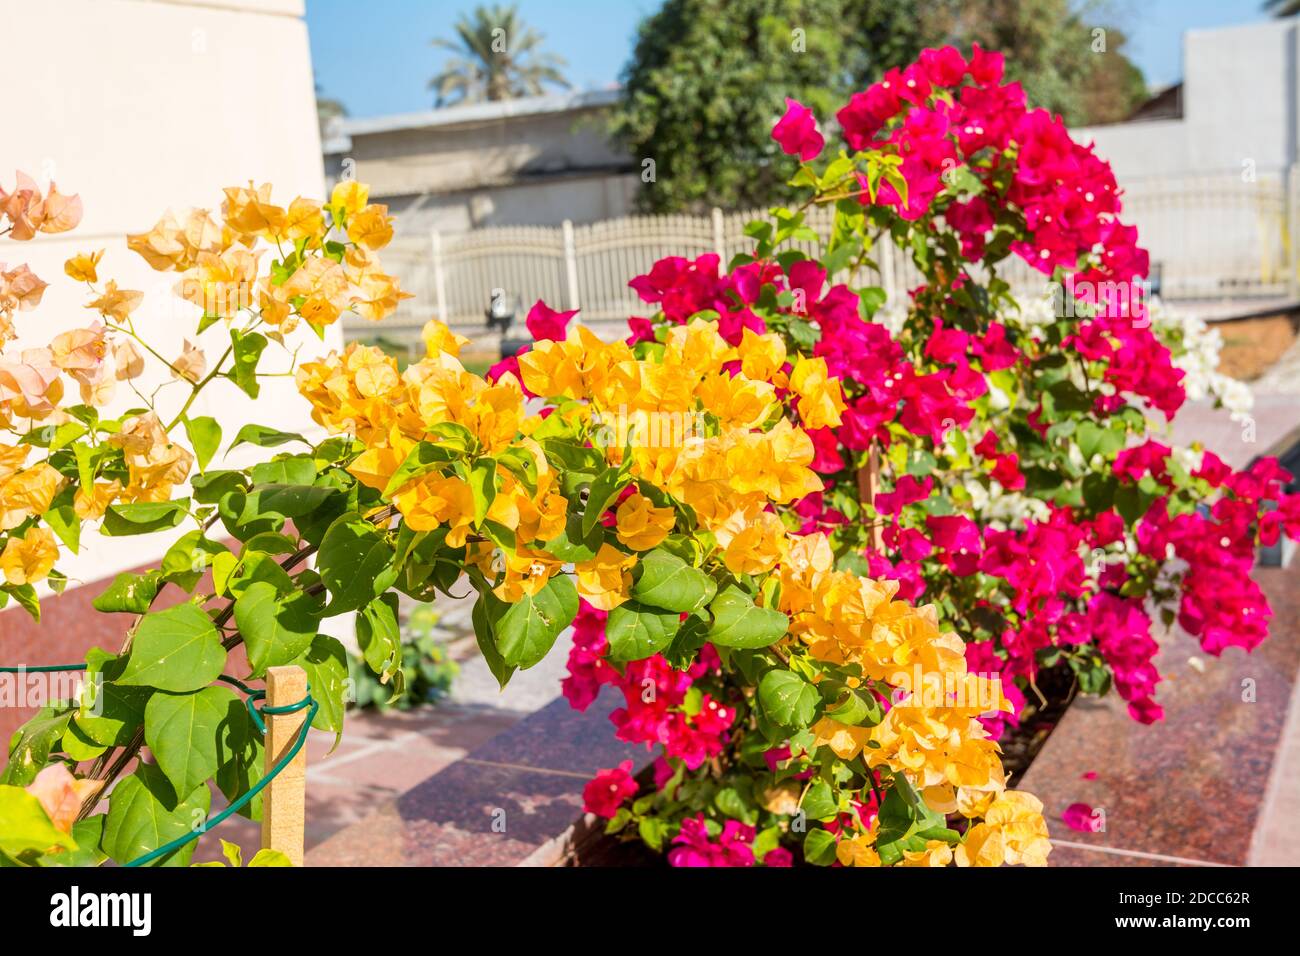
[1081,771,1098,780]
[772,98,824,162]
[525,299,578,341]
[763,847,794,867]
[1062,802,1101,833]
[582,760,638,819]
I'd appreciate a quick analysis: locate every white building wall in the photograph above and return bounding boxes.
[0,0,333,589]
[1077,19,1299,180]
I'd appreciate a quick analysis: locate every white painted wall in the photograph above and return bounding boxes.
[0,0,334,589]
[1076,19,1299,181]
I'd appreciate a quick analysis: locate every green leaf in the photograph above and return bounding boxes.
[37,816,108,867]
[293,634,348,737]
[824,685,882,727]
[183,415,222,471]
[102,763,211,867]
[542,510,603,562]
[469,457,497,525]
[143,685,243,798]
[228,328,268,398]
[0,786,78,861]
[382,441,460,496]
[160,531,227,591]
[629,548,711,612]
[875,784,917,846]
[604,601,681,662]
[75,649,151,748]
[705,585,788,649]
[801,779,838,821]
[192,470,249,505]
[117,604,226,692]
[249,456,316,487]
[356,594,401,684]
[317,513,396,614]
[583,466,626,537]
[92,570,161,614]
[1,708,72,786]
[490,574,578,669]
[3,584,40,622]
[759,669,820,729]
[102,499,190,536]
[229,425,307,452]
[247,848,293,867]
[803,828,837,866]
[234,582,322,677]
[472,593,515,689]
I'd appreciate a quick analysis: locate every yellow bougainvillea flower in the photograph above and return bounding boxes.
[222,182,286,241]
[127,208,227,273]
[491,545,565,602]
[108,413,194,503]
[177,247,260,318]
[980,790,1051,866]
[85,280,143,323]
[74,480,122,521]
[836,833,883,868]
[954,822,1005,867]
[395,473,475,546]
[737,327,788,384]
[330,180,369,218]
[283,196,324,243]
[347,204,394,251]
[351,270,412,323]
[63,250,103,283]
[898,840,954,867]
[722,510,786,576]
[0,443,29,485]
[421,319,469,359]
[810,716,874,761]
[1,526,59,585]
[614,493,675,551]
[789,356,846,429]
[0,463,62,530]
[575,543,637,611]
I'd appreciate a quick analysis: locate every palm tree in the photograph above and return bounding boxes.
[429,4,570,107]
[1265,0,1300,16]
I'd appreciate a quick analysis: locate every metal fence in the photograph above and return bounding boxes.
[361,167,1300,351]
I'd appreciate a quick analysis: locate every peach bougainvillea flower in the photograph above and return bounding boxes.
[1,526,59,585]
[24,765,103,834]
[63,249,103,283]
[171,338,206,383]
[85,280,143,323]
[0,171,83,239]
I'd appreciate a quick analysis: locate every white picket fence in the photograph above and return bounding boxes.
[361,167,1300,351]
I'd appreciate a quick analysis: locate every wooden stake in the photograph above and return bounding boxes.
[857,442,883,553]
[261,665,308,866]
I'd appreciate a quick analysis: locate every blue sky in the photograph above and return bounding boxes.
[306,0,1276,119]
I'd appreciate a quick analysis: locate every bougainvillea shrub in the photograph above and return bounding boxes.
[2,160,1046,866]
[556,44,1300,865]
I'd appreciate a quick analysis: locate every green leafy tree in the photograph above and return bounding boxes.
[428,3,570,107]
[613,0,1145,212]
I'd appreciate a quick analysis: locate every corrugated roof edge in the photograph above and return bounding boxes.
[328,88,622,147]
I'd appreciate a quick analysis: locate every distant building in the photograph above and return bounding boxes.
[323,89,637,234]
[1076,18,1299,180]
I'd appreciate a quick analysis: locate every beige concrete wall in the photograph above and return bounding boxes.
[0,0,331,588]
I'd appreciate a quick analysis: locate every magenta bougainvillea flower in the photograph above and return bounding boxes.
[771,98,824,162]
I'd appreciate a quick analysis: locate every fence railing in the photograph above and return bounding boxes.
[360,167,1300,351]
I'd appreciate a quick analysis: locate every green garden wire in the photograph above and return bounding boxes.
[0,663,315,867]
